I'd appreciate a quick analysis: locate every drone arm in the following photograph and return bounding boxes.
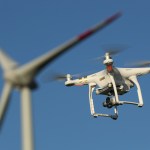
[129,76,143,107]
[65,77,89,86]
[89,83,96,115]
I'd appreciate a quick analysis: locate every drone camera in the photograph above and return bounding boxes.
[103,97,117,108]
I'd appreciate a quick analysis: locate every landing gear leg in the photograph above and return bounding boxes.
[111,106,118,120]
[89,83,96,116]
[108,73,120,104]
[129,76,143,107]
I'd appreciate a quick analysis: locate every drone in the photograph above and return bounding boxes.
[56,51,150,120]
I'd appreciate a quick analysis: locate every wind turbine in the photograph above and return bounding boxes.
[0,12,121,150]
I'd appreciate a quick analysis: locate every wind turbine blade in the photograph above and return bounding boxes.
[0,82,13,127]
[0,49,18,71]
[21,87,34,150]
[18,12,122,76]
[39,11,122,64]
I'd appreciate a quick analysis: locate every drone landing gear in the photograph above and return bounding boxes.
[89,83,118,120]
[88,75,144,120]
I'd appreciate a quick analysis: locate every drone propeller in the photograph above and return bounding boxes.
[127,61,150,67]
[52,73,68,81]
[43,72,67,82]
[42,70,95,82]
[92,44,128,61]
[43,71,82,82]
[103,44,129,56]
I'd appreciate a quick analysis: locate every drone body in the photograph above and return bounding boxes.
[64,53,150,120]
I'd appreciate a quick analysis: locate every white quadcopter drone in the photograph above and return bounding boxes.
[57,52,150,120]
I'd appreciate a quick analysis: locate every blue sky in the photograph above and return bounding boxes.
[0,0,150,150]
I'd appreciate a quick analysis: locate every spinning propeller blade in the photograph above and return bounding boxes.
[128,61,150,67]
[102,44,128,55]
[43,71,87,82]
[52,73,68,81]
[92,44,127,61]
